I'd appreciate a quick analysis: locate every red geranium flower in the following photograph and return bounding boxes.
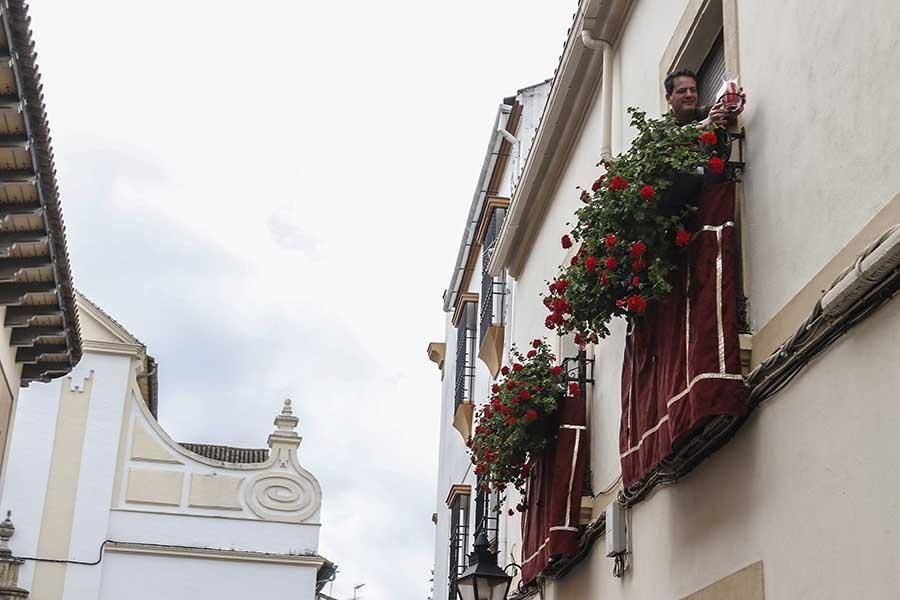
[632,276,640,286]
[605,256,618,271]
[491,384,500,394]
[570,255,578,265]
[700,130,718,145]
[599,274,609,286]
[708,156,725,174]
[526,349,536,358]
[605,234,617,249]
[609,175,628,191]
[505,415,517,426]
[506,381,516,390]
[630,241,647,258]
[545,317,556,330]
[632,258,648,271]
[675,230,691,247]
[525,409,539,423]
[556,279,569,293]
[500,366,510,376]
[585,255,598,273]
[491,397,501,409]
[574,333,584,346]
[500,404,511,415]
[551,366,563,376]
[561,234,573,249]
[639,184,655,199]
[532,339,542,349]
[542,296,554,309]
[520,390,531,400]
[512,363,523,372]
[626,294,647,314]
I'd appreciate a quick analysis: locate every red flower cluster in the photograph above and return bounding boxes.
[630,241,647,259]
[547,112,723,343]
[626,294,647,314]
[708,156,725,174]
[468,340,567,504]
[609,175,629,191]
[699,130,718,146]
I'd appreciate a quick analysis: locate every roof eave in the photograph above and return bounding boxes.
[489,0,633,279]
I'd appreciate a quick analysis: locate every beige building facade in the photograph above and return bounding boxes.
[432,1,900,599]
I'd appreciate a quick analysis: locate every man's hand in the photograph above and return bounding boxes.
[708,102,729,127]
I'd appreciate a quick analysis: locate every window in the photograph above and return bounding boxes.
[479,207,508,346]
[454,302,476,412]
[447,491,471,600]
[697,30,725,109]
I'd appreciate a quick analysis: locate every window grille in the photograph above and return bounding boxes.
[479,208,507,345]
[454,303,476,412]
[474,474,500,547]
[447,492,470,600]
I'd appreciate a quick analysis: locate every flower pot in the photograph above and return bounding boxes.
[659,170,704,216]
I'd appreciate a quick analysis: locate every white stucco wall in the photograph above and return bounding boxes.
[432,82,552,600]
[543,297,900,600]
[738,0,900,328]
[0,363,72,588]
[489,0,900,598]
[98,552,318,600]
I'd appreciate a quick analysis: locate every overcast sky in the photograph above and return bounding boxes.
[27,2,576,598]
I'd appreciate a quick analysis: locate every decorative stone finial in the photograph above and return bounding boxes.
[268,399,301,452]
[0,511,14,556]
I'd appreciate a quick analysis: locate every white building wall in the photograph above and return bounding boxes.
[739,0,900,327]
[98,552,318,600]
[0,365,68,588]
[1,297,325,600]
[489,0,900,598]
[432,82,551,600]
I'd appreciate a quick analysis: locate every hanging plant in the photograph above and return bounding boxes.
[467,339,568,508]
[545,108,723,341]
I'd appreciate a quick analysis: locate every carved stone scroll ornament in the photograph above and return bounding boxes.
[244,470,321,523]
[244,399,322,523]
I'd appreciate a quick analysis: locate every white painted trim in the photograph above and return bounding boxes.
[105,542,325,567]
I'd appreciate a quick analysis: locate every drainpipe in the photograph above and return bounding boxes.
[580,30,614,162]
[497,126,520,190]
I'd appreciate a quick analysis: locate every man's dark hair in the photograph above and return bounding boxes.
[664,69,698,96]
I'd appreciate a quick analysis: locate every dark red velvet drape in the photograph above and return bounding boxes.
[619,182,748,488]
[520,392,588,585]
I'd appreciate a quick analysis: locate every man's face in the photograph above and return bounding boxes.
[667,75,698,120]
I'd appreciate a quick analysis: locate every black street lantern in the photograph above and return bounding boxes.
[456,531,512,600]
